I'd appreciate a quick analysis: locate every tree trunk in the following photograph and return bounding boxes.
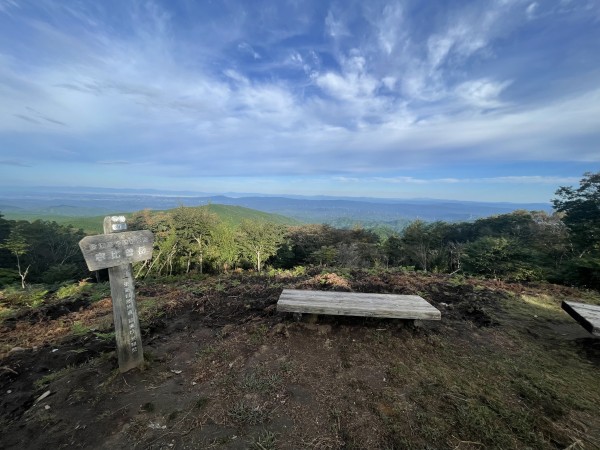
[195,237,205,274]
[186,251,192,274]
[16,254,29,290]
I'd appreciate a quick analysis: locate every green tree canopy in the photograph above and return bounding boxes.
[553,171,600,256]
[238,220,286,271]
[171,206,219,274]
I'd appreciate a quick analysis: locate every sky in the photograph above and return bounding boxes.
[0,0,599,202]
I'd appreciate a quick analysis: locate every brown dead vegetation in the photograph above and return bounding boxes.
[1,270,600,449]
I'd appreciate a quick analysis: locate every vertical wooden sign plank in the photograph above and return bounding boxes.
[103,216,144,372]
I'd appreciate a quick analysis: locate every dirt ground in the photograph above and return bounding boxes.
[1,269,600,449]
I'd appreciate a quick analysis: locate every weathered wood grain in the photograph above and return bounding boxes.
[277,289,441,320]
[107,263,144,371]
[79,230,154,271]
[562,301,600,337]
[103,217,145,372]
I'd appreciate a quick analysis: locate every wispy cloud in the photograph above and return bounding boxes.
[336,176,581,185]
[238,42,261,59]
[454,79,512,108]
[0,159,32,167]
[526,2,539,20]
[97,160,131,165]
[0,0,19,13]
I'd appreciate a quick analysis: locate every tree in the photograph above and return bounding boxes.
[310,245,337,267]
[463,236,513,279]
[1,226,30,289]
[171,206,219,274]
[134,211,177,277]
[402,220,438,272]
[382,234,403,268]
[208,223,239,272]
[238,220,286,271]
[553,172,600,257]
[553,172,600,287]
[282,224,337,266]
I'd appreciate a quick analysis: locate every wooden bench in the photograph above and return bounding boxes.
[277,289,441,320]
[562,301,600,336]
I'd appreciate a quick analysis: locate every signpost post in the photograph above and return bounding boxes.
[78,216,154,372]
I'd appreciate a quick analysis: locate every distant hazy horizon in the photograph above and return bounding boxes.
[0,184,557,206]
[1,1,598,202]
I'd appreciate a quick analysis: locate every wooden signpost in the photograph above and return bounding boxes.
[79,216,154,372]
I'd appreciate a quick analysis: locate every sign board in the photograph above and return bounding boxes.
[78,216,153,372]
[79,230,154,270]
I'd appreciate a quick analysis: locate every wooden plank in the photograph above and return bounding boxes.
[562,301,600,337]
[103,217,144,372]
[79,230,154,271]
[107,263,144,371]
[277,289,441,320]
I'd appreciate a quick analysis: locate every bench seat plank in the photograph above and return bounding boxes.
[562,301,600,336]
[277,289,441,320]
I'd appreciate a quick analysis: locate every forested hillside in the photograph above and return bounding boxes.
[0,172,598,290]
[0,187,553,233]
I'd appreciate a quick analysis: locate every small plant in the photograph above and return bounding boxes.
[250,430,278,450]
[279,360,293,373]
[67,387,86,405]
[0,303,14,321]
[94,331,115,341]
[291,265,306,276]
[227,401,270,425]
[197,345,216,357]
[242,370,282,393]
[315,272,351,290]
[2,285,49,308]
[34,365,76,390]
[88,282,110,302]
[71,321,90,336]
[214,279,226,292]
[250,324,269,345]
[56,280,90,300]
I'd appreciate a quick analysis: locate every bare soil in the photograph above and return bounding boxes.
[1,269,600,449]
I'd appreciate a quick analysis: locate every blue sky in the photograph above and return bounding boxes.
[0,0,598,202]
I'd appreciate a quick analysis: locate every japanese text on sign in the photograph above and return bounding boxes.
[79,230,154,271]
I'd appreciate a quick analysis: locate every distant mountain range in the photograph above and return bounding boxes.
[0,186,553,229]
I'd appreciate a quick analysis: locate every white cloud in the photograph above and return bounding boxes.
[372,1,529,102]
[315,70,378,101]
[455,78,512,108]
[375,2,405,55]
[337,176,580,185]
[223,69,249,85]
[325,10,348,38]
[0,0,19,13]
[526,2,539,19]
[238,42,261,59]
[0,0,598,182]
[97,160,131,165]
